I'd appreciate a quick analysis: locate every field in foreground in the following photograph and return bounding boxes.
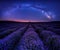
[0,21,60,50]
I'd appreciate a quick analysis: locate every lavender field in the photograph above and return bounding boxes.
[0,21,60,50]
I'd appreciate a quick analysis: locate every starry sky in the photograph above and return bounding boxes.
[0,0,60,22]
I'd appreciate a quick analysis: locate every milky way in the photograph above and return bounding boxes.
[1,2,58,22]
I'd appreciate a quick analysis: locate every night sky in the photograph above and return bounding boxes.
[0,0,60,22]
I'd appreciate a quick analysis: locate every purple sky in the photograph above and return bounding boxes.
[0,0,60,22]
